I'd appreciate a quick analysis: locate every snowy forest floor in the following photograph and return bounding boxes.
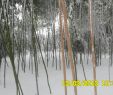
[0,52,113,95]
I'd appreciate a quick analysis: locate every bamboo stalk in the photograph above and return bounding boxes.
[59,1,67,95]
[60,0,77,95]
[88,0,97,95]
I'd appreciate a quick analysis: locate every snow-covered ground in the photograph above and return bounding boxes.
[0,52,113,95]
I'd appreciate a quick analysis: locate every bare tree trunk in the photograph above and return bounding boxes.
[88,0,97,95]
[59,1,67,94]
[60,0,78,95]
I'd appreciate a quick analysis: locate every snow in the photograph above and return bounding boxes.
[0,52,113,95]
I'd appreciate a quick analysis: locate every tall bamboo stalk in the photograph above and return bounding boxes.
[60,0,77,95]
[88,0,97,95]
[59,0,67,95]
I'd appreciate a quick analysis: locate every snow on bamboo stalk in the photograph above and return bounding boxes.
[88,0,97,95]
[59,0,67,95]
[60,0,77,95]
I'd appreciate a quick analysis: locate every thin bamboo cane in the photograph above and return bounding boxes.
[53,16,57,70]
[79,1,87,80]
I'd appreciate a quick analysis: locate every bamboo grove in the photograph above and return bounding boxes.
[0,0,113,95]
